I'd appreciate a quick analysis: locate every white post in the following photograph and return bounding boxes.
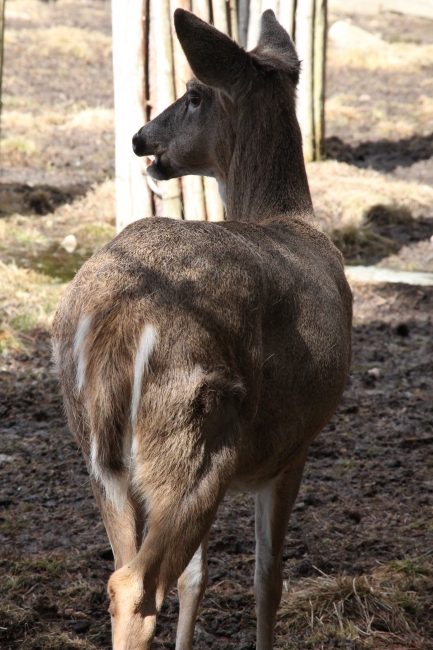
[112,0,153,232]
[149,0,183,219]
[295,0,316,163]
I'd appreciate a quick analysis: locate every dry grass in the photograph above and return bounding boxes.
[0,261,65,355]
[0,182,116,354]
[330,225,399,265]
[326,92,433,140]
[0,555,106,649]
[3,107,114,134]
[1,105,114,174]
[279,559,433,648]
[328,42,433,73]
[4,26,111,62]
[307,161,433,230]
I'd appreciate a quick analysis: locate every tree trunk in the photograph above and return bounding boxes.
[170,0,207,221]
[278,0,295,37]
[212,0,229,34]
[149,0,182,219]
[112,0,327,229]
[313,0,327,160]
[237,0,249,46]
[295,0,316,163]
[0,0,5,169]
[112,0,153,232]
[247,0,262,50]
[191,0,211,21]
[229,0,239,42]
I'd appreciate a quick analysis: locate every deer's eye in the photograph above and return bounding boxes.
[188,92,202,107]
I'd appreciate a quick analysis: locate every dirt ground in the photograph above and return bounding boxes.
[1,1,433,649]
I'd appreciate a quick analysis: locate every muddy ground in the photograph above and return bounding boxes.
[1,1,433,649]
[1,284,432,649]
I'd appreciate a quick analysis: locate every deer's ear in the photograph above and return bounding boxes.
[257,9,300,84]
[174,9,252,96]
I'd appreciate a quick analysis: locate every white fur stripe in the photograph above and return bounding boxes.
[91,439,128,513]
[131,324,157,427]
[73,314,92,394]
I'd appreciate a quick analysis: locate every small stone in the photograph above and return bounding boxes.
[296,558,314,576]
[71,620,90,634]
[367,367,381,379]
[61,234,78,253]
[346,510,361,524]
[98,547,114,561]
[359,93,371,102]
[396,323,409,337]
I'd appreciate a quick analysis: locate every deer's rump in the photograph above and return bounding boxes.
[52,216,351,493]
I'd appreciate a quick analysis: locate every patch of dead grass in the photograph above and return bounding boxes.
[328,42,433,72]
[0,262,65,354]
[279,561,433,648]
[0,182,116,351]
[5,26,111,62]
[330,225,399,266]
[0,554,107,649]
[308,161,433,230]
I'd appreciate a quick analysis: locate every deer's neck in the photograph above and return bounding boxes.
[222,99,314,223]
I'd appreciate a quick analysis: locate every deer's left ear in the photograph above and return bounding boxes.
[174,9,253,97]
[257,10,300,84]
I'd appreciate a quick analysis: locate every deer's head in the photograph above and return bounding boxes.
[132,9,301,190]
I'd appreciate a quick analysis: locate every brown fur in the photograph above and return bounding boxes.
[52,9,352,650]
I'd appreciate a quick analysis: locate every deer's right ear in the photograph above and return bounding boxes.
[174,9,252,97]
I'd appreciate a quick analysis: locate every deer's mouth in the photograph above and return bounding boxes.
[147,154,173,181]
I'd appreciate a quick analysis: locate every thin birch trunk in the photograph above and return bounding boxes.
[112,0,153,232]
[212,0,229,34]
[193,0,224,222]
[170,0,207,220]
[149,0,182,219]
[278,0,295,38]
[191,0,211,21]
[0,0,5,172]
[295,0,315,162]
[204,177,224,221]
[261,0,279,16]
[229,0,239,41]
[313,0,326,160]
[246,0,262,50]
[237,0,249,46]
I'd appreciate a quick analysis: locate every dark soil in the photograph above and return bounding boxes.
[0,182,90,217]
[326,11,433,186]
[1,4,433,649]
[1,283,432,649]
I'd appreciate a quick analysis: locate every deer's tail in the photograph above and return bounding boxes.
[54,311,157,513]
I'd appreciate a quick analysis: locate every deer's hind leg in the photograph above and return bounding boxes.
[175,528,212,650]
[92,480,146,570]
[254,450,308,650]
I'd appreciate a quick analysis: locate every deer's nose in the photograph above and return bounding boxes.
[132,131,147,157]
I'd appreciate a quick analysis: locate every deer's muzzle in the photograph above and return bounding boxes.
[132,131,147,157]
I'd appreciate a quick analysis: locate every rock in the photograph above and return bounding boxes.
[61,234,78,253]
[71,620,91,634]
[396,323,409,337]
[98,547,114,561]
[367,367,381,379]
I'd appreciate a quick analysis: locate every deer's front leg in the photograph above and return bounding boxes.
[254,450,308,650]
[175,529,211,650]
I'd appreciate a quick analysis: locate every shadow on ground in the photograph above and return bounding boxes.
[331,203,433,266]
[326,133,433,173]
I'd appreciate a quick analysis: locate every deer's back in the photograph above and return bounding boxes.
[53,216,351,481]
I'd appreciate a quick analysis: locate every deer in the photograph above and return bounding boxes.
[52,8,352,650]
